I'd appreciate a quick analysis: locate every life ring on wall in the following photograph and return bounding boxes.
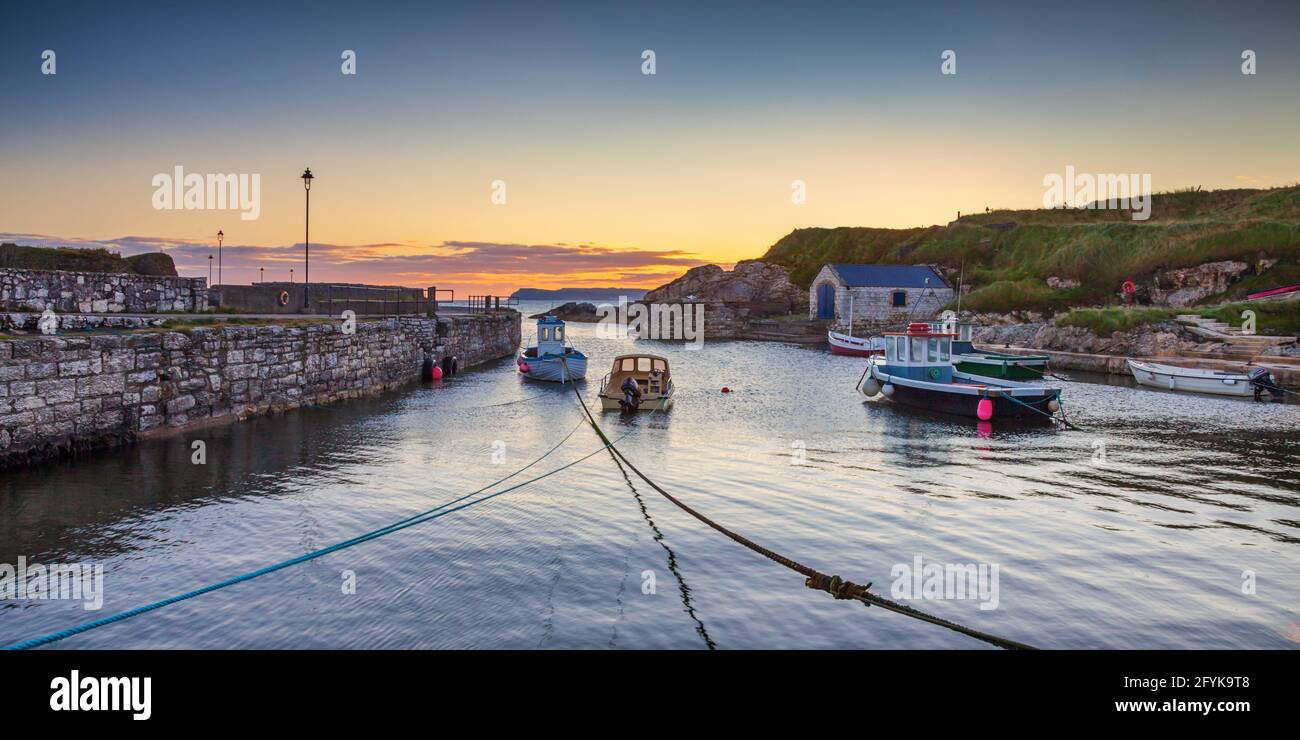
[1121,280,1135,296]
[278,290,290,306]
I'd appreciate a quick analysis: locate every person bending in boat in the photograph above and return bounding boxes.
[620,376,642,412]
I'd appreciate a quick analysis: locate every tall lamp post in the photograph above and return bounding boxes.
[301,168,314,310]
[259,267,264,284]
[208,255,213,285]
[216,229,224,286]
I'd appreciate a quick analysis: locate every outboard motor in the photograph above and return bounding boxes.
[1248,368,1284,402]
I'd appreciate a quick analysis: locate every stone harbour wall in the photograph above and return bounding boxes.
[0,311,520,468]
[0,267,209,314]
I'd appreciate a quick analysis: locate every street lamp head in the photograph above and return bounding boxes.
[217,229,224,242]
[301,167,314,190]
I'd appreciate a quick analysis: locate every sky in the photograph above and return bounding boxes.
[1,0,1298,294]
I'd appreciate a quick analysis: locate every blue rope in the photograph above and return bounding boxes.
[3,415,604,650]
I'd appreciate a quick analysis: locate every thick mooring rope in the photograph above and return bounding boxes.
[559,364,1037,650]
[3,415,599,650]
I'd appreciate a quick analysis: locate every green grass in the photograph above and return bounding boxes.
[1055,307,1184,335]
[1195,301,1300,337]
[760,185,1300,315]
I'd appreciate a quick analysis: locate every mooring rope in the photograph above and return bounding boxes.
[559,359,1036,650]
[3,414,600,650]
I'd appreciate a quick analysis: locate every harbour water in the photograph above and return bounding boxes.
[2,302,1297,649]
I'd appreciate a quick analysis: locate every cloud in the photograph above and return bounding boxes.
[0,233,707,291]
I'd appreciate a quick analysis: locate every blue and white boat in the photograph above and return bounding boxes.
[858,322,1063,422]
[517,315,587,382]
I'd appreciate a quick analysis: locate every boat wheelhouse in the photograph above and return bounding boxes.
[598,353,674,412]
[860,322,1062,422]
[927,321,1050,380]
[517,315,587,382]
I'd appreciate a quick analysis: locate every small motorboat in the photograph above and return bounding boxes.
[598,353,674,412]
[828,330,884,357]
[518,315,587,382]
[859,322,1063,422]
[929,321,1050,380]
[1127,359,1284,400]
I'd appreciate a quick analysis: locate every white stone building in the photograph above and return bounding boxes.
[809,264,953,326]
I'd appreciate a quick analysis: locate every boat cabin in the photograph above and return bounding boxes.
[927,320,977,354]
[607,354,670,396]
[882,322,957,382]
[532,315,568,357]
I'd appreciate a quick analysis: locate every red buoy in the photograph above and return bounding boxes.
[518,363,530,374]
[721,387,731,393]
[976,398,993,421]
[432,365,444,380]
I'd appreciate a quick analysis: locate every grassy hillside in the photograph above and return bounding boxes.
[0,243,178,276]
[760,186,1300,314]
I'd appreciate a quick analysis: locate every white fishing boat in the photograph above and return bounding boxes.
[828,331,884,357]
[1126,359,1283,400]
[517,315,587,382]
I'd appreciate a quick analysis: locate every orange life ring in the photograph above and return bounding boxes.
[278,290,290,306]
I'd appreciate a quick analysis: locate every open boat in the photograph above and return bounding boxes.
[1127,359,1283,400]
[517,315,587,382]
[598,353,674,411]
[928,321,1050,380]
[860,322,1062,422]
[828,331,884,357]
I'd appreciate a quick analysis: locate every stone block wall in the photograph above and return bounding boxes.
[0,268,208,314]
[0,311,520,468]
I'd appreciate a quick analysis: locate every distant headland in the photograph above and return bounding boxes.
[509,287,647,301]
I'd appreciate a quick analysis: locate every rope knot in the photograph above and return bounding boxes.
[804,573,872,601]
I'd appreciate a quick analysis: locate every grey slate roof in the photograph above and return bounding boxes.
[827,264,950,289]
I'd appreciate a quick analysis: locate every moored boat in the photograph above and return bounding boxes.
[518,315,587,382]
[859,322,1063,422]
[928,321,1050,380]
[598,353,674,411]
[828,330,884,357]
[1127,359,1284,400]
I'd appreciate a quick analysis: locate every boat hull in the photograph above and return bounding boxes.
[828,331,884,357]
[866,364,1058,422]
[598,393,673,412]
[953,353,1049,380]
[518,353,587,382]
[1127,359,1253,397]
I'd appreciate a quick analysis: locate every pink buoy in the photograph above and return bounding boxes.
[432,365,444,380]
[976,398,994,421]
[518,363,530,374]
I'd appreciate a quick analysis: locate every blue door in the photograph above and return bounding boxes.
[816,283,835,319]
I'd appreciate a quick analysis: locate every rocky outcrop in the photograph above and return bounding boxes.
[1145,260,1250,307]
[529,301,599,322]
[973,321,1204,356]
[644,261,807,314]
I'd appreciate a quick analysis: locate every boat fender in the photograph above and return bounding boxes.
[1046,398,1060,413]
[420,357,434,381]
[977,398,994,421]
[861,377,882,396]
[1168,376,1175,390]
[881,383,895,397]
[431,365,444,380]
[519,362,530,374]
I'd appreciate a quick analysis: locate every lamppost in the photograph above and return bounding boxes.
[216,229,224,286]
[301,168,313,309]
[208,254,213,285]
[290,268,295,283]
[259,267,264,284]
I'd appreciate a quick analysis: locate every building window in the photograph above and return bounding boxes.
[891,290,907,307]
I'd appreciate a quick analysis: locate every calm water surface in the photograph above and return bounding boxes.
[2,303,1298,649]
